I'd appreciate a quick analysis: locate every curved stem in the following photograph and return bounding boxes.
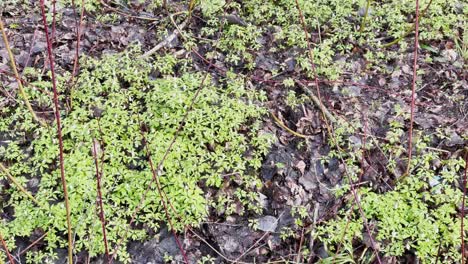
[270,111,309,139]
[0,163,40,206]
[0,18,45,126]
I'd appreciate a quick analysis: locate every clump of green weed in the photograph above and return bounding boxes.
[0,45,273,263]
[315,114,467,262]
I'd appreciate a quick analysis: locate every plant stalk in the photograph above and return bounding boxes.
[0,17,45,126]
[0,163,40,206]
[39,1,74,263]
[359,0,372,34]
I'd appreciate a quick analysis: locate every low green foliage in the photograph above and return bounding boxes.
[0,46,273,262]
[315,108,467,262]
[197,0,465,78]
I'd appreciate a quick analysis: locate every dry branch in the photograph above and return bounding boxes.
[295,80,337,124]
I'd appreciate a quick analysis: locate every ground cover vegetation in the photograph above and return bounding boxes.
[0,0,466,263]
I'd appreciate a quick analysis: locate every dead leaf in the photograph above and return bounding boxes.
[295,160,306,175]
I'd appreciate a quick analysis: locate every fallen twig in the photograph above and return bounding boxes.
[0,232,15,264]
[295,1,382,262]
[270,111,309,139]
[0,18,45,126]
[141,19,188,58]
[295,80,337,124]
[0,163,40,206]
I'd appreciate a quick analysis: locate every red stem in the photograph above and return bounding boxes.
[461,151,468,264]
[21,29,38,76]
[406,0,421,175]
[108,71,210,263]
[71,0,85,81]
[294,1,381,262]
[190,48,387,94]
[142,134,189,262]
[52,0,57,42]
[0,233,15,264]
[18,232,48,257]
[333,116,369,259]
[92,139,110,262]
[109,1,236,262]
[39,1,74,263]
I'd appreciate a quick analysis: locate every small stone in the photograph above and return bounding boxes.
[429,176,441,187]
[28,178,40,189]
[447,132,463,147]
[342,86,361,97]
[299,171,316,191]
[442,49,458,62]
[258,192,268,209]
[258,215,278,232]
[222,237,240,253]
[348,135,362,149]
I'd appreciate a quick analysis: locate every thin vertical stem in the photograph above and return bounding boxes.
[92,139,110,262]
[294,1,381,262]
[359,0,372,34]
[461,149,468,264]
[405,0,421,175]
[68,0,86,110]
[39,1,74,263]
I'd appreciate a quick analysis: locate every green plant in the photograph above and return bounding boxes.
[316,121,467,262]
[163,253,174,263]
[197,255,216,264]
[279,226,296,241]
[248,218,259,230]
[0,45,273,262]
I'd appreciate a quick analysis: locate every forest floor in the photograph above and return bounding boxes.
[0,0,467,263]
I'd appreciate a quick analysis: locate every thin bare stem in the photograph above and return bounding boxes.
[295,227,305,263]
[333,116,369,260]
[52,0,57,42]
[39,1,74,263]
[296,81,336,124]
[188,0,196,17]
[382,0,432,48]
[359,0,372,34]
[0,232,15,264]
[108,70,210,263]
[18,232,48,256]
[141,133,189,263]
[405,0,421,176]
[110,2,234,262]
[0,163,40,206]
[270,111,309,139]
[294,1,381,262]
[68,0,85,110]
[461,149,468,264]
[21,28,38,76]
[92,139,110,262]
[0,17,45,126]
